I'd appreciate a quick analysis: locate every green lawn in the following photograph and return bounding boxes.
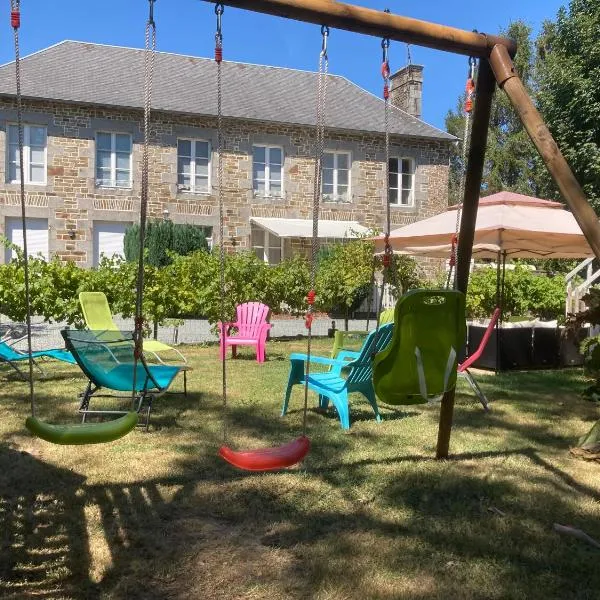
[1,338,599,599]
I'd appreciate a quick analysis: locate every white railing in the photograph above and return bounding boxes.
[566,257,596,315]
[356,283,396,315]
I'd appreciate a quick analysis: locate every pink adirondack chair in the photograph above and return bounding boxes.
[219,302,272,363]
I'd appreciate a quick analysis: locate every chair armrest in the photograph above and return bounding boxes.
[289,353,356,368]
[336,350,361,362]
[217,321,238,335]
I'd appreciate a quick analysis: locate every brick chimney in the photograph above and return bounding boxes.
[389,64,423,119]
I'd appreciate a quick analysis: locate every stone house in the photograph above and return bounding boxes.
[0,41,453,267]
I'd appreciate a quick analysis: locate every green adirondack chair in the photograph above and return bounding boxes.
[282,323,394,429]
[330,308,395,359]
[373,289,466,406]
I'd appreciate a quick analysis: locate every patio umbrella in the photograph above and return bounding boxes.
[374,191,594,259]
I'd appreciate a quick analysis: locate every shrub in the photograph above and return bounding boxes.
[124,220,208,267]
[466,264,565,320]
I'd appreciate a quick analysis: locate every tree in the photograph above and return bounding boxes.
[445,21,544,203]
[535,0,600,212]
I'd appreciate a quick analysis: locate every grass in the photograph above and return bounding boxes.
[1,338,600,599]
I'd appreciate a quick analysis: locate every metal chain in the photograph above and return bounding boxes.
[214,3,227,444]
[302,25,329,437]
[372,34,391,349]
[449,56,477,289]
[131,1,156,409]
[10,1,35,414]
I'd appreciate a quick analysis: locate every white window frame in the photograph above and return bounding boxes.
[323,150,351,202]
[95,132,133,189]
[251,224,284,265]
[177,138,211,194]
[252,144,284,197]
[6,123,47,185]
[389,157,415,207]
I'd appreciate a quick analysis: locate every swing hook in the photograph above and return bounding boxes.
[468,55,477,80]
[320,25,329,58]
[215,3,224,47]
[147,0,156,27]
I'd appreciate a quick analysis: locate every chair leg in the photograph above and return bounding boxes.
[6,360,28,381]
[335,391,351,430]
[362,386,382,423]
[318,394,330,410]
[326,391,350,429]
[462,369,489,411]
[145,396,153,432]
[231,345,237,359]
[281,379,294,417]
[78,381,93,422]
[257,341,265,363]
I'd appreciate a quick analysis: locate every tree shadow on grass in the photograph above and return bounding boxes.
[3,442,600,599]
[0,443,91,599]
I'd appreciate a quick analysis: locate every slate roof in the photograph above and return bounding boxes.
[0,41,453,141]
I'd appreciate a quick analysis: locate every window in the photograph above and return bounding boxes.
[253,145,283,196]
[96,132,132,188]
[177,139,210,193]
[251,223,282,265]
[389,158,415,206]
[323,151,350,202]
[5,217,49,262]
[7,124,47,184]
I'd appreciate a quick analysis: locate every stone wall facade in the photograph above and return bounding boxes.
[0,98,451,272]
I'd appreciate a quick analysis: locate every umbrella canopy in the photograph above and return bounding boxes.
[374,191,594,259]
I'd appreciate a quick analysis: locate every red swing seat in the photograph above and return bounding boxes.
[219,435,310,471]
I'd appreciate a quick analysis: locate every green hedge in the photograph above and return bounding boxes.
[466,264,565,321]
[0,239,424,327]
[0,240,565,328]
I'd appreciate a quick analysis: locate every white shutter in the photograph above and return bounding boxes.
[5,217,49,262]
[93,221,129,266]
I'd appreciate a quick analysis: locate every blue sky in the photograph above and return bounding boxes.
[0,0,566,129]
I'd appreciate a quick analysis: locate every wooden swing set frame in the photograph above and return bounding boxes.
[201,0,600,459]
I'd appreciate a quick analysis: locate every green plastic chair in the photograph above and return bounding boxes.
[330,308,395,359]
[373,289,466,406]
[79,292,187,364]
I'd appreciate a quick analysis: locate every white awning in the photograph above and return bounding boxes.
[250,217,369,239]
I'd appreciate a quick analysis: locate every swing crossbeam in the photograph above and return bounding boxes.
[199,0,515,58]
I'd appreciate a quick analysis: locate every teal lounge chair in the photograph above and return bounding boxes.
[61,329,183,430]
[282,324,394,429]
[0,339,75,380]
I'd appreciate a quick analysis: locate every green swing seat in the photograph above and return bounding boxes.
[25,412,139,445]
[25,329,182,445]
[373,289,466,406]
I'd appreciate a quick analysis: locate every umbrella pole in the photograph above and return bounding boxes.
[436,59,496,460]
[497,251,507,373]
[495,251,501,374]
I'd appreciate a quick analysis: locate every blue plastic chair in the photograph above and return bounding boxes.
[282,324,394,429]
[61,329,183,430]
[0,339,75,380]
